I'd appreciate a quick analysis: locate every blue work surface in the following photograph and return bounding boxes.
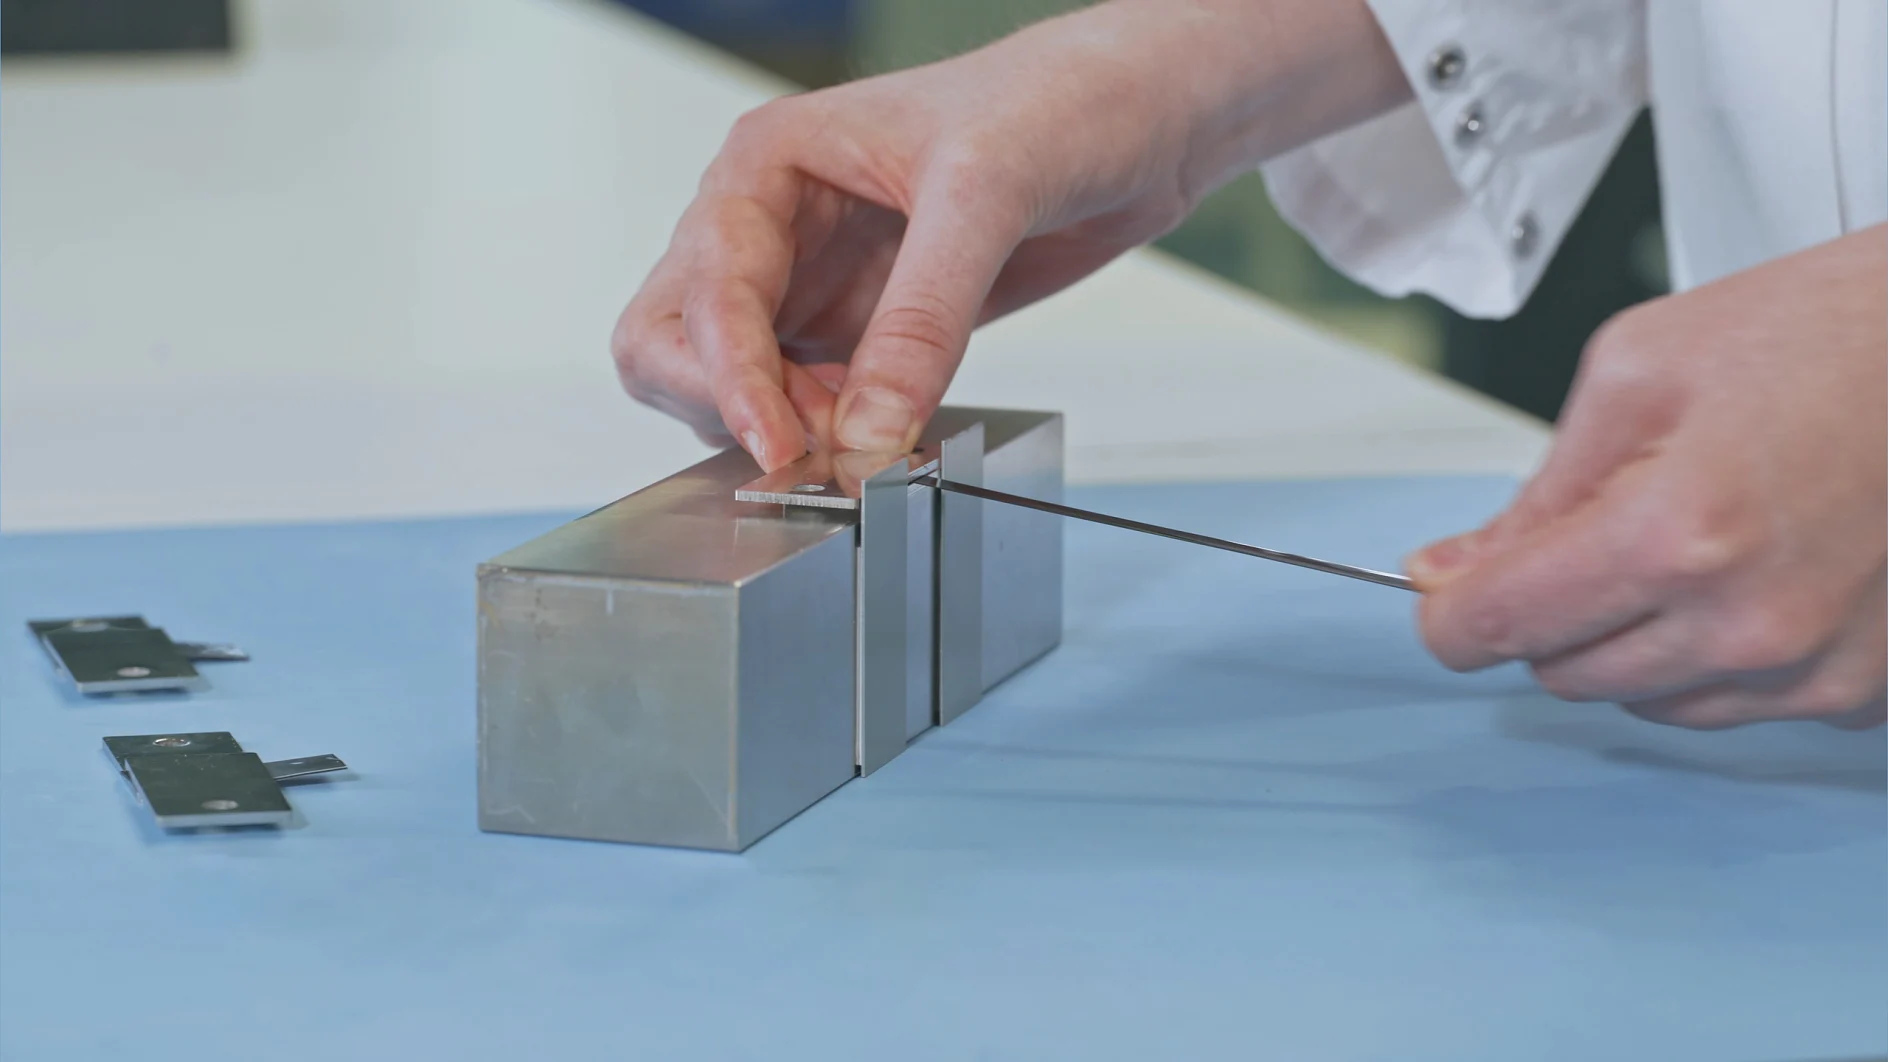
[2,477,1882,1061]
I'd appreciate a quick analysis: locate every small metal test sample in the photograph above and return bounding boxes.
[104,732,348,829]
[30,616,249,695]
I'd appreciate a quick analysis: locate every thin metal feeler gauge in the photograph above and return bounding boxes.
[914,476,1417,592]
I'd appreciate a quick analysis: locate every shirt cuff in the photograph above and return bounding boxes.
[1259,0,1648,319]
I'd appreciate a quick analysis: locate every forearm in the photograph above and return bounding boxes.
[1007,0,1411,207]
[1176,0,1411,198]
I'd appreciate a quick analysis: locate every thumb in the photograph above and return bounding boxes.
[833,187,1024,451]
[1409,325,1681,587]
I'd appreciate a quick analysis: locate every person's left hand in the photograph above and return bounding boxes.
[1406,225,1887,729]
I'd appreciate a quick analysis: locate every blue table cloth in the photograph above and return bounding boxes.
[2,477,1881,1061]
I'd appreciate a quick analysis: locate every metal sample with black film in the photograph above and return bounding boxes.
[104,732,350,829]
[30,616,250,695]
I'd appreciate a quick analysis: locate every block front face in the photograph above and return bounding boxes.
[734,532,859,847]
[478,571,743,850]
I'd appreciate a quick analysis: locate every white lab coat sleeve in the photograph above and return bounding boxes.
[1258,0,1648,318]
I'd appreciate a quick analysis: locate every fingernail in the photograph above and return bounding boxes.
[836,387,915,451]
[740,430,770,468]
[1406,532,1478,585]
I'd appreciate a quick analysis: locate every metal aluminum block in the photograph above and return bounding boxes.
[478,447,858,851]
[477,407,1064,852]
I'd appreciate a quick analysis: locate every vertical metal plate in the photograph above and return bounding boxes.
[904,480,937,741]
[854,453,909,776]
[978,411,1065,690]
[935,422,984,726]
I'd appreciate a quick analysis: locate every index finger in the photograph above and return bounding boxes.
[677,172,809,472]
[831,181,1026,451]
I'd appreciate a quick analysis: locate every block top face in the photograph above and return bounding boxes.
[483,447,853,586]
[481,408,1060,587]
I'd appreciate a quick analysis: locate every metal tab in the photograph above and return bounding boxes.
[263,754,349,782]
[934,422,984,726]
[735,450,858,509]
[124,752,293,828]
[171,642,251,662]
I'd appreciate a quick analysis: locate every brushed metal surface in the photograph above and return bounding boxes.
[478,446,857,852]
[734,537,859,844]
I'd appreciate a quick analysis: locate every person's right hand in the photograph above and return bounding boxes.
[611,0,1406,470]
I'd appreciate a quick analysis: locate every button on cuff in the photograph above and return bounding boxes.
[1453,103,1486,146]
[1508,212,1539,258]
[1425,43,1467,90]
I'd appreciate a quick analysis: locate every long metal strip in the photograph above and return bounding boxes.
[914,476,1416,592]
